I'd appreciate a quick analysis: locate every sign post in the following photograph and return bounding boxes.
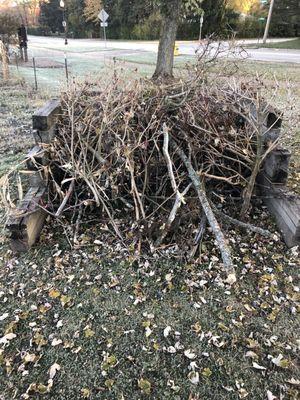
[60,0,68,45]
[199,11,204,41]
[258,17,266,45]
[98,9,109,48]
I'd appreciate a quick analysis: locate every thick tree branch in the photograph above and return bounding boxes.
[170,137,234,273]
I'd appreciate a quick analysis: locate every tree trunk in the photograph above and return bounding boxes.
[0,40,9,81]
[153,0,181,80]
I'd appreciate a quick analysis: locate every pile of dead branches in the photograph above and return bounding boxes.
[39,67,281,273]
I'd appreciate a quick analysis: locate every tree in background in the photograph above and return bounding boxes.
[0,13,20,40]
[227,0,259,15]
[84,0,102,23]
[39,0,62,34]
[201,0,227,35]
[270,0,300,37]
[0,13,20,79]
[8,0,41,26]
[68,0,93,38]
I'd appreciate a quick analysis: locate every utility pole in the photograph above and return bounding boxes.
[263,0,275,44]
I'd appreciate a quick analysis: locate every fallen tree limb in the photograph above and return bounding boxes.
[170,137,234,273]
[213,207,274,238]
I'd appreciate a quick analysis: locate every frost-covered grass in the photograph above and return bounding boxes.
[0,62,299,399]
[0,216,299,399]
[259,39,300,50]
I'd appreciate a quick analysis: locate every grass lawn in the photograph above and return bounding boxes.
[258,38,300,50]
[0,59,300,399]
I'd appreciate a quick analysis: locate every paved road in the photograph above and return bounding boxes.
[28,36,300,64]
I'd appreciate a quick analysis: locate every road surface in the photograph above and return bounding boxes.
[28,36,300,64]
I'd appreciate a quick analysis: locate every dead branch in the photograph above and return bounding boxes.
[170,137,234,272]
[214,208,274,238]
[190,213,207,259]
[55,179,75,217]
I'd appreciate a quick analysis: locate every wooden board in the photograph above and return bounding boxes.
[7,186,47,252]
[26,146,47,170]
[32,99,61,131]
[264,148,291,184]
[259,174,300,248]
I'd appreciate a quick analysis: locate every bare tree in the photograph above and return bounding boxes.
[153,0,203,80]
[153,0,182,80]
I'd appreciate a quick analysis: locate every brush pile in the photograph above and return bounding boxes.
[42,67,281,271]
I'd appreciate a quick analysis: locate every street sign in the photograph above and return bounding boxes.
[100,22,108,27]
[62,20,67,27]
[98,9,109,22]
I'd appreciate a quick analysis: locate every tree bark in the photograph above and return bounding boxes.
[0,40,9,80]
[153,0,181,80]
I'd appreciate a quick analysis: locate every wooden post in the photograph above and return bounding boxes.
[33,99,61,143]
[7,186,47,252]
[263,148,291,185]
[6,99,62,252]
[33,57,38,90]
[258,174,300,248]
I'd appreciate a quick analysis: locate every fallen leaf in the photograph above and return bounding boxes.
[48,363,61,379]
[60,295,72,307]
[184,349,197,360]
[49,289,61,299]
[56,320,63,328]
[202,368,212,378]
[105,379,114,389]
[167,346,176,353]
[0,313,9,321]
[285,378,300,386]
[36,384,49,394]
[252,362,266,370]
[84,328,95,338]
[138,378,151,395]
[51,338,63,347]
[225,273,237,285]
[271,354,290,369]
[0,332,16,345]
[163,326,171,337]
[245,351,258,360]
[81,388,90,398]
[188,371,199,385]
[24,353,37,363]
[266,390,277,400]
[145,327,152,337]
